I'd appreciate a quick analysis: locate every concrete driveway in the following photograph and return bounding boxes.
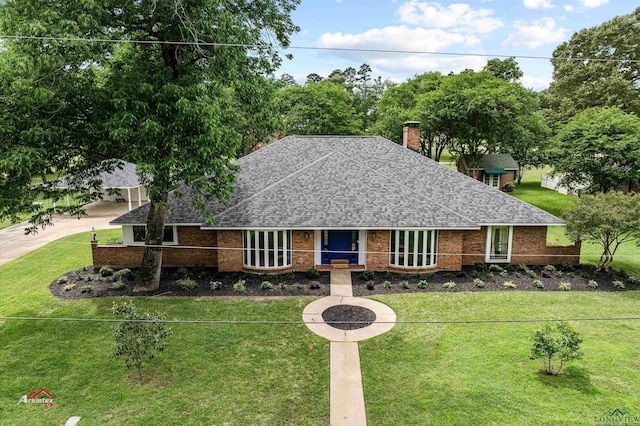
[0,201,130,266]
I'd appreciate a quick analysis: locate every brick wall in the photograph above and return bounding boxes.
[366,230,390,270]
[292,230,315,271]
[462,229,486,265]
[501,171,516,188]
[217,230,243,272]
[437,230,464,271]
[511,226,581,265]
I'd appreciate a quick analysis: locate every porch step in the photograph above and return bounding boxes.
[331,259,349,269]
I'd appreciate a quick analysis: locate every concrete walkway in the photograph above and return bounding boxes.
[0,202,128,266]
[302,270,396,426]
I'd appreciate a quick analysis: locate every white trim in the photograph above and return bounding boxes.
[358,230,366,266]
[242,230,293,269]
[389,229,438,268]
[314,230,322,265]
[478,223,564,227]
[122,224,178,246]
[485,225,513,263]
[200,226,481,231]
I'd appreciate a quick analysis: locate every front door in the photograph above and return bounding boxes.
[321,230,359,265]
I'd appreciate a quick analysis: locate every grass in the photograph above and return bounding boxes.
[0,230,329,425]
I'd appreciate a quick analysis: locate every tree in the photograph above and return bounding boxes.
[112,301,173,381]
[1,0,300,291]
[564,192,640,270]
[501,111,551,185]
[483,57,523,82]
[277,73,298,88]
[276,82,362,135]
[543,7,640,127]
[550,107,640,193]
[306,73,323,84]
[530,322,583,376]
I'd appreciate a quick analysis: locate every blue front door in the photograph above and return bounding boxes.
[321,230,359,265]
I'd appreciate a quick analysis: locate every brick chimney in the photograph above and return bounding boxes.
[402,121,420,152]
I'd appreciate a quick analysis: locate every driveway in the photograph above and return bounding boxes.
[0,202,130,266]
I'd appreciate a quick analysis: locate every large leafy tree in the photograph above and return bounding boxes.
[542,7,640,128]
[501,111,551,185]
[564,192,640,270]
[483,57,523,82]
[1,0,300,291]
[276,81,362,135]
[551,107,640,193]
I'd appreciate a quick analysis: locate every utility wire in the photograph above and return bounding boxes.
[1,35,639,63]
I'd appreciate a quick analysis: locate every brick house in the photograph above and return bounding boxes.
[457,154,519,191]
[92,123,580,272]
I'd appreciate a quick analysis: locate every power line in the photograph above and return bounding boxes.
[1,34,639,64]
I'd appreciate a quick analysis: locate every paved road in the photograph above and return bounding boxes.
[0,202,130,266]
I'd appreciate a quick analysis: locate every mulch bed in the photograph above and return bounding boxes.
[49,264,638,300]
[321,305,377,330]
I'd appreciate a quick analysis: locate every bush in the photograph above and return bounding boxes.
[543,265,557,272]
[294,283,302,290]
[80,285,93,293]
[233,280,247,293]
[443,281,455,289]
[587,280,598,289]
[400,280,410,289]
[74,269,83,280]
[473,278,485,288]
[99,266,114,277]
[110,280,126,290]
[417,280,428,289]
[558,282,571,291]
[56,275,69,285]
[486,272,495,279]
[502,183,515,192]
[84,275,93,282]
[309,281,320,290]
[306,266,320,279]
[541,270,553,278]
[178,278,198,290]
[561,261,574,271]
[361,270,375,281]
[503,281,517,289]
[518,264,530,272]
[278,282,287,290]
[284,271,295,280]
[174,267,190,280]
[612,280,625,289]
[533,279,544,289]
[530,321,582,375]
[473,262,486,271]
[553,270,564,278]
[366,281,375,290]
[64,284,76,291]
[383,281,392,289]
[489,264,504,272]
[209,281,222,290]
[113,268,132,282]
[526,270,536,279]
[261,281,273,290]
[499,271,508,278]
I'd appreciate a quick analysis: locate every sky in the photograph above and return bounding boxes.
[276,0,635,91]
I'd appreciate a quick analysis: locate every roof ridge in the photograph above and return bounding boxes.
[209,151,335,223]
[332,144,479,226]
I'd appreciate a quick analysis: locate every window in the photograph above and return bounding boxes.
[486,226,512,262]
[389,230,437,267]
[132,226,176,244]
[243,230,292,268]
[484,173,500,188]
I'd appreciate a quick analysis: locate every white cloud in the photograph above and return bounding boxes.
[501,17,568,49]
[563,4,574,11]
[523,0,554,9]
[520,75,552,91]
[397,1,503,33]
[579,0,609,7]
[316,26,485,75]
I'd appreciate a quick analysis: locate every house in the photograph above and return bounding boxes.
[458,154,519,191]
[57,160,149,211]
[92,123,580,272]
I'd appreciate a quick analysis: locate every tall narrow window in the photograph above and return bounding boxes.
[243,230,292,269]
[486,226,512,262]
[389,230,437,267]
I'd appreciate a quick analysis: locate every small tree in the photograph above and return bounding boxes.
[112,302,173,381]
[530,321,583,375]
[564,192,640,270]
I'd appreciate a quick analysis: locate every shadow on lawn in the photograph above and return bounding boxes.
[534,365,598,395]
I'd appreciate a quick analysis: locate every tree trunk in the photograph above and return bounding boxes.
[134,193,168,292]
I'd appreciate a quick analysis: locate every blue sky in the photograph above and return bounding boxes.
[277,0,634,90]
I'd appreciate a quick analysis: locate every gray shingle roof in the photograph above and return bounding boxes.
[57,160,144,189]
[112,136,563,228]
[477,154,519,170]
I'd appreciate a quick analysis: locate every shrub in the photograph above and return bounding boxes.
[233,280,246,293]
[443,281,456,289]
[561,261,574,271]
[80,285,93,293]
[499,271,508,278]
[417,280,428,289]
[110,281,126,290]
[386,271,393,280]
[543,265,556,272]
[209,281,222,290]
[541,270,553,278]
[518,264,530,272]
[612,280,625,289]
[530,321,582,375]
[553,270,564,278]
[112,301,173,381]
[399,280,409,289]
[84,275,93,282]
[56,275,69,285]
[178,278,198,290]
[64,284,76,292]
[526,270,536,278]
[113,268,132,282]
[473,278,485,288]
[471,270,480,278]
[587,280,598,289]
[309,281,321,290]
[366,282,375,290]
[566,271,575,278]
[174,267,190,280]
[533,279,544,289]
[383,281,392,289]
[489,264,504,272]
[306,266,320,279]
[99,266,114,277]
[74,269,83,280]
[279,282,287,290]
[456,271,468,279]
[486,272,495,279]
[473,261,486,271]
[558,282,571,291]
[514,272,522,278]
[294,283,302,290]
[502,183,515,192]
[284,271,295,280]
[361,270,375,281]
[503,281,517,289]
[261,281,273,290]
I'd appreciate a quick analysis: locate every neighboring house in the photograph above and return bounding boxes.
[458,154,518,191]
[57,160,149,211]
[92,123,580,272]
